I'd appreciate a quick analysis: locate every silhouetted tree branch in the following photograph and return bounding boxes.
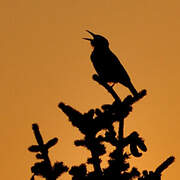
[28,124,68,180]
[29,83,174,180]
[57,79,174,180]
[138,156,175,180]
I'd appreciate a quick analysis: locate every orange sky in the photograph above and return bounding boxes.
[0,0,179,179]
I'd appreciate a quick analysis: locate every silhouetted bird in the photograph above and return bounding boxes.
[83,30,138,97]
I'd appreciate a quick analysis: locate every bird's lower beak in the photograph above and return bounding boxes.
[82,38,92,41]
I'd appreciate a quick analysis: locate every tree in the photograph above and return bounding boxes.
[28,69,175,180]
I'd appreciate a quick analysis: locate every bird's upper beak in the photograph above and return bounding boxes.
[82,30,96,41]
[86,30,96,37]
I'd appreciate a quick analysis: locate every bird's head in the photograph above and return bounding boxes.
[83,30,109,48]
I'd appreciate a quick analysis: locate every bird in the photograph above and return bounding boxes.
[83,30,138,97]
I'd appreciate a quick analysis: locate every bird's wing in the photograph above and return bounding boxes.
[105,51,131,83]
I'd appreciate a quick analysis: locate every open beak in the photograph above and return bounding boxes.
[82,30,96,41]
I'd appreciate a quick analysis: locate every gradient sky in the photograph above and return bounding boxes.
[0,0,179,179]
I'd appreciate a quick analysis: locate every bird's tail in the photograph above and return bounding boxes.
[128,81,138,97]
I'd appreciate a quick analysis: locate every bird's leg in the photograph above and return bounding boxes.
[93,75,121,102]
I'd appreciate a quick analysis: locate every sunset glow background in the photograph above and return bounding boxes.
[0,0,179,179]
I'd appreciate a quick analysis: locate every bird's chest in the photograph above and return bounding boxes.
[90,49,115,81]
[90,50,109,70]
